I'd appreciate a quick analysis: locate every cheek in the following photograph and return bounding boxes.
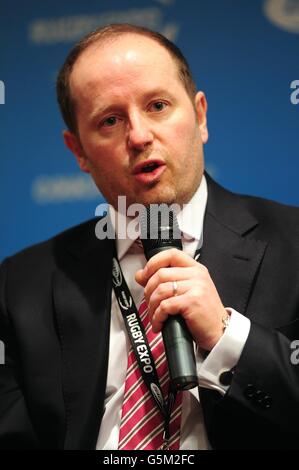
[82,139,122,171]
[167,121,200,160]
[168,110,199,143]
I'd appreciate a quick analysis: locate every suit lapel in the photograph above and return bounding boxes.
[52,222,114,449]
[200,175,268,316]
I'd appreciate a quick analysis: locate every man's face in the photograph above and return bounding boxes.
[64,34,208,210]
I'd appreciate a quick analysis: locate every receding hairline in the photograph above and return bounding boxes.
[69,31,189,98]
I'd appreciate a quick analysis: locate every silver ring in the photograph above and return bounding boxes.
[172,280,178,296]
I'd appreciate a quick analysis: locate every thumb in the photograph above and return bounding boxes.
[135,268,147,287]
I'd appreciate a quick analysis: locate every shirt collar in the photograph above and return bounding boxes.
[109,174,208,261]
[177,174,207,243]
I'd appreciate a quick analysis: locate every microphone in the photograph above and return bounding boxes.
[139,205,198,391]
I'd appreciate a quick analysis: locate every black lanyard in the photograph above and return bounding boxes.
[112,237,202,449]
[112,247,177,449]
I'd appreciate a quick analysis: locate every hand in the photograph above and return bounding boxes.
[135,248,228,351]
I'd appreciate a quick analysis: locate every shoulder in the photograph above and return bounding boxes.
[205,173,299,239]
[0,217,113,311]
[237,193,299,238]
[1,217,102,277]
[236,193,299,261]
[239,186,299,213]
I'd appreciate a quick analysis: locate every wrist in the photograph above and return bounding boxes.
[201,309,231,352]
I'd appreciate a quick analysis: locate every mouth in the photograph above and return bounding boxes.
[133,159,165,175]
[132,159,166,184]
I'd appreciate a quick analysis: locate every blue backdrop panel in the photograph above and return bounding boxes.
[0,0,298,260]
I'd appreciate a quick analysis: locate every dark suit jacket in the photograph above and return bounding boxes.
[0,174,299,449]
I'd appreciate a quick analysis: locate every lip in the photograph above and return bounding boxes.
[132,158,166,185]
[132,158,166,175]
[133,164,166,184]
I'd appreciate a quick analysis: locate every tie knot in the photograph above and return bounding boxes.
[128,238,144,255]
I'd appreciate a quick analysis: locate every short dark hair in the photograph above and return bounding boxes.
[56,23,197,134]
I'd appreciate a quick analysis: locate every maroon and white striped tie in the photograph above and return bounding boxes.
[118,298,182,450]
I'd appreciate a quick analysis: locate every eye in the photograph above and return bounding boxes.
[150,101,167,112]
[102,116,118,127]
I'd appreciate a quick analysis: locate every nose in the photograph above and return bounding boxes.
[127,113,154,151]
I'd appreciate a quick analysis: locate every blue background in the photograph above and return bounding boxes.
[0,0,298,260]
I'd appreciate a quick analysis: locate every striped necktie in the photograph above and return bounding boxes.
[118,298,183,450]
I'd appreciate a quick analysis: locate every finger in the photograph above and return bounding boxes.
[148,280,190,320]
[151,293,188,333]
[142,249,197,283]
[144,266,196,304]
[135,269,146,287]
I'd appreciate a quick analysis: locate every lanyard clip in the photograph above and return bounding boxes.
[159,430,170,450]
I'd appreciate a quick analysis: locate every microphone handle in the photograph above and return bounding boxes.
[162,316,198,390]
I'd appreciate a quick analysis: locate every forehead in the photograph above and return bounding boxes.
[70,34,181,101]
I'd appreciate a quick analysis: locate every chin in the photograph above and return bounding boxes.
[137,189,177,207]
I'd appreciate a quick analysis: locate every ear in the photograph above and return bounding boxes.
[195,91,208,144]
[63,130,90,173]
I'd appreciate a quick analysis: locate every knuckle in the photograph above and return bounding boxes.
[189,290,199,302]
[157,283,164,293]
[157,269,167,283]
[157,283,166,296]
[160,299,168,312]
[186,290,201,306]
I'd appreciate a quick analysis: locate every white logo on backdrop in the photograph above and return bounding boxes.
[28,7,179,45]
[31,174,99,204]
[263,0,299,33]
[154,0,175,4]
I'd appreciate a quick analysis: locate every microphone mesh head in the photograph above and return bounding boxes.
[139,204,182,258]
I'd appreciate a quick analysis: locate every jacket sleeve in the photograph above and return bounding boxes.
[0,258,39,449]
[200,317,299,449]
[229,318,299,430]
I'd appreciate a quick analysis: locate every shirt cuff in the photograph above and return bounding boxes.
[196,308,251,395]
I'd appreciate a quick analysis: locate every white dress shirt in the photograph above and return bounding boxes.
[96,175,251,450]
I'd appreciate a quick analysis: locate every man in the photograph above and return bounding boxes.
[0,24,298,450]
